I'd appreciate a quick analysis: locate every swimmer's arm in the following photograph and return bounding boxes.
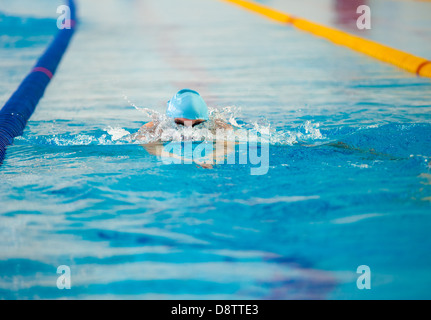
[199,140,236,166]
[214,140,236,163]
[134,121,155,140]
[142,143,188,161]
[142,143,185,162]
[139,121,155,132]
[141,142,162,156]
[141,142,212,168]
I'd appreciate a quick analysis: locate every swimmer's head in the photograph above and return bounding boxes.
[166,89,209,124]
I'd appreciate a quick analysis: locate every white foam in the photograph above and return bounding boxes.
[107,106,326,146]
[106,127,131,141]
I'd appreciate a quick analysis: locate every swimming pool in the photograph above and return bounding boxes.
[1,0,430,299]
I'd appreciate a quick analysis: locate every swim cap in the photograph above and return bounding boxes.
[166,89,209,121]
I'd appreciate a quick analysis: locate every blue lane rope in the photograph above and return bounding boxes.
[0,0,77,163]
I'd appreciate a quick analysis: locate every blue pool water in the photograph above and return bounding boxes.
[1,0,431,299]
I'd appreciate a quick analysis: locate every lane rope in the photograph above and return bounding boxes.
[221,0,431,78]
[0,0,78,163]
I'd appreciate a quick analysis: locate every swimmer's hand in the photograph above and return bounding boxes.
[142,143,214,169]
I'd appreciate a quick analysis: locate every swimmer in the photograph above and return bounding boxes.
[135,89,232,137]
[138,89,235,168]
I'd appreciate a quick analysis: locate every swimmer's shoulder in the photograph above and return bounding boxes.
[134,121,156,140]
[138,121,155,132]
[144,121,155,128]
[213,119,233,130]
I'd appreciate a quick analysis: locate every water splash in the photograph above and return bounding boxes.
[16,107,326,147]
[106,127,130,141]
[118,96,325,145]
[112,106,325,146]
[122,93,161,122]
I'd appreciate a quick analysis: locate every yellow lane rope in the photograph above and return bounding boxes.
[221,0,431,78]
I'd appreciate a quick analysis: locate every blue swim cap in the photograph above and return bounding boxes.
[166,89,209,121]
